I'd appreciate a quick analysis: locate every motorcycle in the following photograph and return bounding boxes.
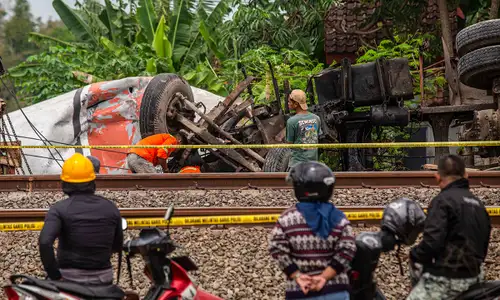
[120,205,222,300]
[3,205,223,300]
[350,197,500,300]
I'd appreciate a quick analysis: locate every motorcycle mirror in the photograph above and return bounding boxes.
[121,218,128,231]
[165,205,175,221]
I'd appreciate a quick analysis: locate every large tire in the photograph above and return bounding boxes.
[140,73,194,138]
[458,45,500,90]
[263,148,291,172]
[456,20,500,57]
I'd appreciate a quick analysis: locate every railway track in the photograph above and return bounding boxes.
[1,206,500,231]
[1,171,500,191]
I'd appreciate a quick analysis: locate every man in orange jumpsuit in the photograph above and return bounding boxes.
[127,133,179,173]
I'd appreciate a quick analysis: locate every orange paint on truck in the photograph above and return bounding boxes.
[86,80,146,174]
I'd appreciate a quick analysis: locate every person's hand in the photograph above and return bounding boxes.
[295,274,312,295]
[310,275,327,291]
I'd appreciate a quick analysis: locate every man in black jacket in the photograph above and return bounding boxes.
[407,154,491,299]
[39,153,123,284]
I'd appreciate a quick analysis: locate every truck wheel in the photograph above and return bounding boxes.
[456,20,500,57]
[458,45,500,90]
[263,148,291,172]
[140,73,195,138]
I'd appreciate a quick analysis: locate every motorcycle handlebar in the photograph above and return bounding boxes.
[122,236,177,256]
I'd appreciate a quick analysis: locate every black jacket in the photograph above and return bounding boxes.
[410,178,491,278]
[39,181,123,280]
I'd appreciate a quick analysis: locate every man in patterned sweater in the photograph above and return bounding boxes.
[269,161,356,300]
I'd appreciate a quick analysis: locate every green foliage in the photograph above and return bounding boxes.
[9,42,171,104]
[356,35,430,67]
[219,46,324,104]
[217,0,339,61]
[53,0,98,44]
[136,0,157,43]
[357,33,445,102]
[7,0,236,103]
[3,0,38,65]
[356,34,438,171]
[184,59,228,95]
[38,20,75,44]
[319,151,342,171]
[362,0,429,34]
[371,126,411,171]
[457,0,490,26]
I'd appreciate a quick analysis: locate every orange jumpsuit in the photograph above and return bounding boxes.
[129,134,177,165]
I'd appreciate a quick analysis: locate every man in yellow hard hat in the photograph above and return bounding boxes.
[39,153,123,284]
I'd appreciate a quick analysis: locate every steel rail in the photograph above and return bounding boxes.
[1,171,500,192]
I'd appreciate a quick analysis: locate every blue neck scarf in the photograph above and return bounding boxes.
[296,202,346,239]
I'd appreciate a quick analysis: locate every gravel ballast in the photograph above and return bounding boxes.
[1,187,499,208]
[0,188,499,299]
[1,227,500,300]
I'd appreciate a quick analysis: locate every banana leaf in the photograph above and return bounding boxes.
[99,0,123,45]
[170,0,195,64]
[136,0,157,43]
[181,0,230,69]
[199,20,224,59]
[52,0,98,45]
[146,58,157,73]
[152,15,173,60]
[153,15,175,72]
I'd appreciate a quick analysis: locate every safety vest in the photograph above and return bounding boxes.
[179,166,201,173]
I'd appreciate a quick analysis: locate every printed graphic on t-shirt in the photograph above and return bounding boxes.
[298,119,319,144]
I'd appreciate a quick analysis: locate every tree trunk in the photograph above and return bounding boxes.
[437,0,454,56]
[437,0,462,107]
[490,0,499,19]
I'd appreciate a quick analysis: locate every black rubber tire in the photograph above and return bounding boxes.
[456,19,500,57]
[263,148,291,172]
[139,73,194,138]
[458,45,500,90]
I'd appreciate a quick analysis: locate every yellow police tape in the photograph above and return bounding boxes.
[1,207,499,232]
[1,140,500,150]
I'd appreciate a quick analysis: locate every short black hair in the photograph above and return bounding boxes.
[86,155,101,174]
[437,154,465,178]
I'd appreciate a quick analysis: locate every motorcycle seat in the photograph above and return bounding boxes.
[50,281,125,299]
[454,281,500,299]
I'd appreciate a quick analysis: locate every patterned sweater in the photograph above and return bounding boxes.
[268,205,356,299]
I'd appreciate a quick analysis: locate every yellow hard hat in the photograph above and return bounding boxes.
[60,153,96,183]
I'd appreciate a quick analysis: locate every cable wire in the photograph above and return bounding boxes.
[1,77,65,169]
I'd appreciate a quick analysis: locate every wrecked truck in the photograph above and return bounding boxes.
[4,76,224,175]
[1,58,410,174]
[5,56,489,174]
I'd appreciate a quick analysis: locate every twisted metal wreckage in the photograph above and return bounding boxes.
[0,54,497,175]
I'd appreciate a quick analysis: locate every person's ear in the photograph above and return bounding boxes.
[434,173,441,183]
[463,171,469,179]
